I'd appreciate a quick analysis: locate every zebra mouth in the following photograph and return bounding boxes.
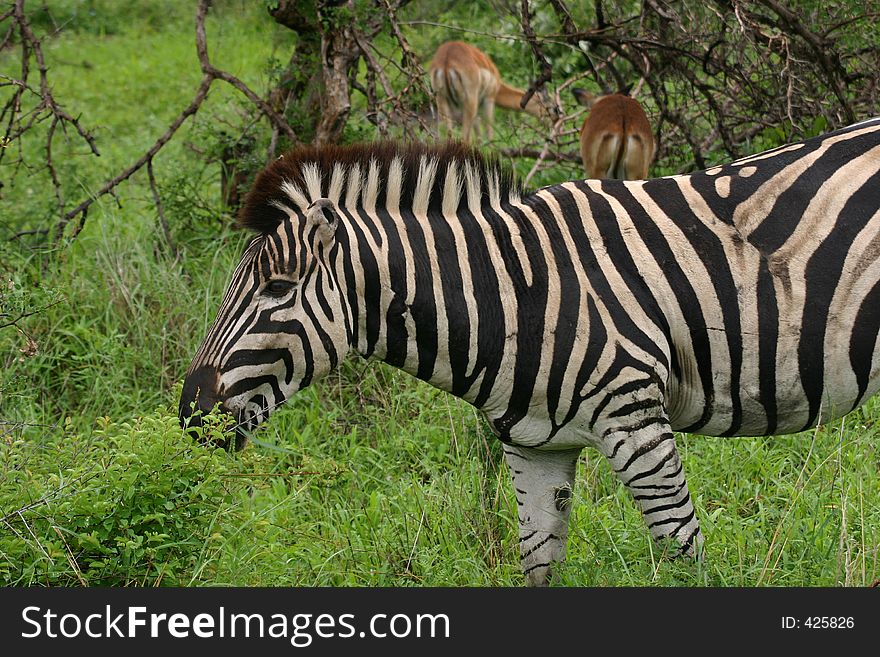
[228,411,259,452]
[179,404,246,452]
[227,397,273,452]
[229,424,250,452]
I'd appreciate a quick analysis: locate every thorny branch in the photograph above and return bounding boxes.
[2,0,302,248]
[147,159,178,262]
[750,0,857,123]
[374,0,436,138]
[55,75,215,244]
[51,0,301,245]
[519,0,554,109]
[1,0,99,217]
[0,298,62,332]
[5,0,432,247]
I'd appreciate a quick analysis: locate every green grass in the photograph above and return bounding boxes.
[1,1,878,588]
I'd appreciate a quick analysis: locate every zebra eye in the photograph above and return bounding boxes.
[263,279,295,298]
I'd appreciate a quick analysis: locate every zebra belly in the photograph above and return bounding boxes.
[479,404,598,450]
[478,358,673,451]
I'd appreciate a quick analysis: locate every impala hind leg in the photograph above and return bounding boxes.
[480,98,496,142]
[600,419,703,558]
[459,97,479,143]
[503,445,582,586]
[435,95,455,140]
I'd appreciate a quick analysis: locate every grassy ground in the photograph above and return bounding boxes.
[1,1,878,587]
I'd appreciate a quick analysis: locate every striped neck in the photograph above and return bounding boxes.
[331,158,527,410]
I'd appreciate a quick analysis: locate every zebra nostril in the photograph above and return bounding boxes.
[180,365,221,414]
[179,364,229,445]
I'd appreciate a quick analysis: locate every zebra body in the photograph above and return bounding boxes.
[181,118,880,585]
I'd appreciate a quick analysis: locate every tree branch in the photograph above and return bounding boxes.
[147,158,179,261]
[519,0,554,108]
[55,74,214,243]
[52,0,300,244]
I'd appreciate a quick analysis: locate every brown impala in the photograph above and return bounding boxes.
[429,40,559,143]
[572,88,655,180]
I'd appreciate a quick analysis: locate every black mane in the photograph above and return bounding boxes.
[238,140,522,234]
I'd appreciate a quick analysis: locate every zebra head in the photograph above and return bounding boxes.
[179,193,350,450]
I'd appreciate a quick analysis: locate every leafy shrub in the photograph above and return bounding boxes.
[0,406,245,586]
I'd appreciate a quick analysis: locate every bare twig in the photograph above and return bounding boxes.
[500,147,581,163]
[52,525,88,586]
[147,158,179,261]
[0,299,62,331]
[754,0,856,123]
[55,74,214,244]
[1,0,99,212]
[11,0,99,156]
[519,0,555,109]
[5,0,300,247]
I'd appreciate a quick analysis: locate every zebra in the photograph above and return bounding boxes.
[180,118,880,586]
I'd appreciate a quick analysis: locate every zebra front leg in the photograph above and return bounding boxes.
[502,445,581,586]
[600,418,704,558]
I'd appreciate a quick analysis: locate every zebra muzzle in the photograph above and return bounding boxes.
[179,365,245,451]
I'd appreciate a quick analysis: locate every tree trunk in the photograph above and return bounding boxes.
[269,0,362,146]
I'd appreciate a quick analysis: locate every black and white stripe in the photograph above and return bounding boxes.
[181,118,880,584]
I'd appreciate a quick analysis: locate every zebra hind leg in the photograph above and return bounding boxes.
[502,444,582,586]
[601,419,704,559]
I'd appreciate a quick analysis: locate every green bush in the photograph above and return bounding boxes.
[0,406,245,586]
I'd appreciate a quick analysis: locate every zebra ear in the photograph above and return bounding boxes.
[305,198,339,244]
